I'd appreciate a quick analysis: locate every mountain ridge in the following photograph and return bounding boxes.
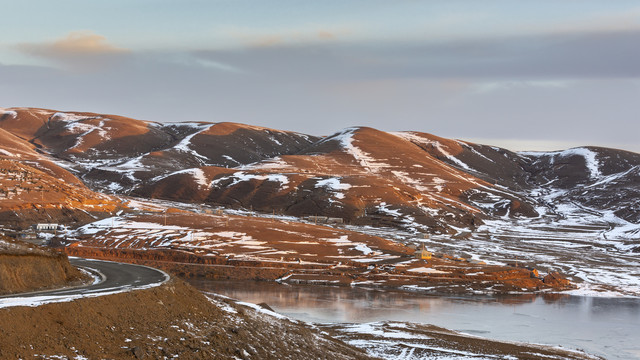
[2,106,639,238]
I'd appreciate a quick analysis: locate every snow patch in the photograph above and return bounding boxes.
[0,108,18,118]
[170,123,212,161]
[51,112,92,122]
[407,267,449,274]
[210,171,289,189]
[315,177,351,191]
[354,244,373,255]
[0,149,19,158]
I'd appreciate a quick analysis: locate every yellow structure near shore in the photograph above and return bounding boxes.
[415,244,432,260]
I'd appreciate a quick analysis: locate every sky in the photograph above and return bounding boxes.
[1,1,639,152]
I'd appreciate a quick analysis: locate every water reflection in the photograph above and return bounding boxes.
[189,279,640,360]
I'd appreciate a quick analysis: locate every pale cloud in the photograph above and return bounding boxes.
[471,80,571,94]
[217,24,354,49]
[192,28,640,82]
[406,6,640,43]
[16,31,130,70]
[528,7,640,36]
[161,53,245,74]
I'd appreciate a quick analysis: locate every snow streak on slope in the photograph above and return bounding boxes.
[0,108,18,118]
[209,172,290,189]
[240,157,292,171]
[166,123,213,162]
[330,128,389,172]
[315,177,351,191]
[0,149,19,158]
[392,132,471,170]
[315,177,351,201]
[521,148,602,179]
[65,119,110,150]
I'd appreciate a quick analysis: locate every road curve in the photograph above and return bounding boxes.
[0,258,170,309]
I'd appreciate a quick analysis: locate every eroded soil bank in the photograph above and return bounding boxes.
[0,236,86,295]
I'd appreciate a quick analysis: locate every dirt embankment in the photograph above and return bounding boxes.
[0,237,87,295]
[64,246,318,280]
[64,246,574,295]
[0,278,372,360]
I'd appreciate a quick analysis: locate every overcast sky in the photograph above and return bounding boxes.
[1,1,639,152]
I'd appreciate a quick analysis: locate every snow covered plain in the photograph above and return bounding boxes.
[343,201,640,298]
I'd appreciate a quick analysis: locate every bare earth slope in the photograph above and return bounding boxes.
[132,126,539,234]
[0,236,86,295]
[0,278,372,360]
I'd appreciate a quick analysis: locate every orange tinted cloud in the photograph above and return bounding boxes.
[317,31,336,40]
[252,35,284,48]
[224,25,349,49]
[16,31,129,70]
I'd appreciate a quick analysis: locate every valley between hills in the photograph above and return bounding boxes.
[1,106,639,359]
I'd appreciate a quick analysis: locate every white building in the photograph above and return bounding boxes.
[34,223,59,231]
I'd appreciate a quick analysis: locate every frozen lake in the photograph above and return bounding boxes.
[190,279,640,360]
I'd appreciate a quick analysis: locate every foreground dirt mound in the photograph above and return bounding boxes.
[0,278,372,360]
[0,236,86,295]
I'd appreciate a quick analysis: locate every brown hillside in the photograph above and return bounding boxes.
[135,126,536,232]
[0,159,120,228]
